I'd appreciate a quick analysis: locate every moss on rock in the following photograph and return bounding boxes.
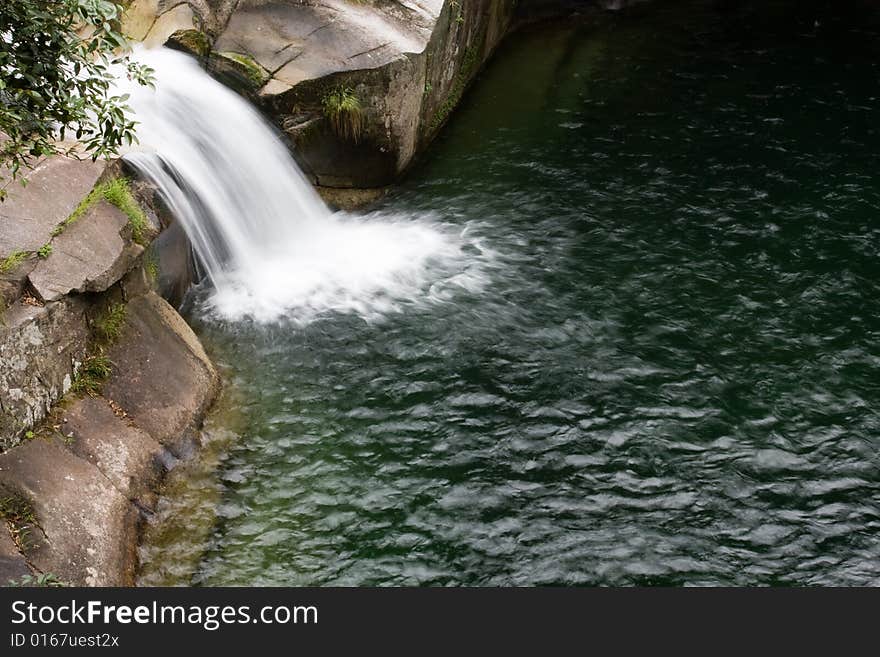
[209,51,271,93]
[166,29,212,59]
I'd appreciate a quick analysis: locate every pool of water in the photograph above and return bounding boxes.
[139,0,880,586]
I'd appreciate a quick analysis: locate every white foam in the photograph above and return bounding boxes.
[207,210,494,324]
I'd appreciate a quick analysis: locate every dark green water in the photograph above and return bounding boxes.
[140,0,880,586]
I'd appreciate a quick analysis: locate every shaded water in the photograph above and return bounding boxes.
[139,0,880,585]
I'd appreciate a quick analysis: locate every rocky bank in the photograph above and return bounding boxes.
[0,154,218,586]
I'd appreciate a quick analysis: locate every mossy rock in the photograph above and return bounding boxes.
[208,51,271,93]
[166,29,212,59]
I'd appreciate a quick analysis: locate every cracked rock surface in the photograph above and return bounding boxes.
[1,158,219,585]
[0,293,219,585]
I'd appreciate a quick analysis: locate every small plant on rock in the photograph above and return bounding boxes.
[0,250,29,273]
[94,303,127,343]
[103,178,149,245]
[145,252,160,284]
[322,87,364,142]
[7,572,66,587]
[54,178,149,245]
[71,355,113,396]
[0,494,37,551]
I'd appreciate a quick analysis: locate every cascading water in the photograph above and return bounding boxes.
[118,47,492,323]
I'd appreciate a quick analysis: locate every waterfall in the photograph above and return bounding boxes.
[118,47,491,323]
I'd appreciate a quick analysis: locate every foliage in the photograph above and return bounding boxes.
[71,354,112,395]
[0,0,154,200]
[7,572,66,587]
[0,494,36,551]
[94,302,126,343]
[0,250,29,273]
[145,251,159,283]
[323,87,364,142]
[37,243,52,259]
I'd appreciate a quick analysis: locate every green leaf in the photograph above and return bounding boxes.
[0,0,155,188]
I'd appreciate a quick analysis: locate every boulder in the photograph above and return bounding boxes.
[124,0,237,40]
[0,299,91,450]
[28,201,144,303]
[166,28,212,60]
[0,286,219,586]
[103,292,219,455]
[149,219,198,307]
[213,0,437,91]
[0,437,139,586]
[143,3,197,47]
[0,157,105,261]
[61,396,168,504]
[122,0,160,41]
[208,50,271,93]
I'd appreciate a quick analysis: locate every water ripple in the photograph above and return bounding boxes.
[139,1,880,586]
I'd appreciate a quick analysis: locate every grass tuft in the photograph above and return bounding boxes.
[217,51,270,88]
[0,494,37,551]
[52,178,150,245]
[55,185,102,236]
[94,303,126,343]
[0,495,35,526]
[103,178,149,245]
[7,573,66,587]
[323,87,364,142]
[71,354,113,396]
[145,252,160,284]
[0,250,29,273]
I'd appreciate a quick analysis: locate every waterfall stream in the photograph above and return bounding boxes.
[119,47,492,323]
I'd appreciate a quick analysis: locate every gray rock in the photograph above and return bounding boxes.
[0,286,219,586]
[0,525,30,585]
[28,201,144,303]
[0,299,91,450]
[62,396,167,504]
[144,3,197,47]
[0,157,105,260]
[0,437,139,586]
[150,220,198,308]
[166,28,212,60]
[208,50,271,93]
[215,0,436,89]
[103,292,219,455]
